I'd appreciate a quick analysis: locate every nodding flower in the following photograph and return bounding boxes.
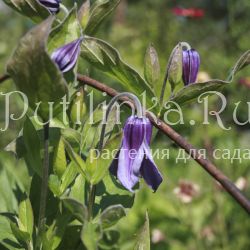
[110,115,163,192]
[39,0,61,14]
[51,37,83,73]
[182,48,200,85]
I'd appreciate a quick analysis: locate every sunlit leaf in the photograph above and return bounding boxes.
[81,36,157,110]
[78,0,90,29]
[100,204,126,229]
[3,0,49,23]
[6,17,68,120]
[85,0,121,35]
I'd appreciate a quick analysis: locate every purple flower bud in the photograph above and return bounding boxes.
[109,115,163,192]
[182,49,200,85]
[51,38,83,73]
[39,0,61,14]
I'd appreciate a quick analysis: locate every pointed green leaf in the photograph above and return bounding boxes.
[3,0,49,23]
[100,205,126,229]
[133,212,150,250]
[171,79,228,106]
[48,6,81,53]
[144,44,160,89]
[18,198,34,237]
[86,133,122,185]
[81,37,157,110]
[53,137,67,178]
[85,0,121,35]
[23,117,42,176]
[6,17,68,120]
[10,221,30,242]
[78,0,90,29]
[227,50,250,81]
[62,198,87,223]
[168,43,183,91]
[63,139,87,178]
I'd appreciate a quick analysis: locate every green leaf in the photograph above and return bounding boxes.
[69,174,86,203]
[59,161,78,195]
[48,175,61,197]
[81,221,99,250]
[23,117,42,176]
[3,0,49,23]
[227,50,250,81]
[81,36,157,110]
[63,139,87,179]
[171,79,228,106]
[6,17,68,121]
[78,0,90,29]
[85,0,121,35]
[168,43,183,92]
[10,221,30,242]
[144,44,160,89]
[61,128,82,152]
[86,133,122,185]
[133,212,150,250]
[48,6,81,53]
[18,198,34,237]
[62,198,87,223]
[53,137,67,178]
[100,205,126,229]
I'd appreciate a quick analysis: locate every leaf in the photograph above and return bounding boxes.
[62,198,87,223]
[170,79,228,106]
[10,221,30,242]
[23,117,42,176]
[100,205,126,229]
[85,0,121,35]
[3,0,49,23]
[53,137,67,178]
[63,139,87,178]
[86,133,122,185]
[18,198,34,237]
[133,212,150,250]
[48,6,81,53]
[144,44,160,89]
[59,161,78,195]
[48,175,61,197]
[81,36,157,110]
[61,128,82,152]
[78,0,90,29]
[227,50,250,81]
[81,221,99,250]
[6,17,68,121]
[168,43,183,91]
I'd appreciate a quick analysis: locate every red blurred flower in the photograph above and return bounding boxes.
[172,7,205,18]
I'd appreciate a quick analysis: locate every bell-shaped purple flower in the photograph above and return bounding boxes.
[110,116,163,192]
[39,0,61,14]
[51,38,83,73]
[182,49,200,85]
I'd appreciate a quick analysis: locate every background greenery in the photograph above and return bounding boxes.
[0,0,249,249]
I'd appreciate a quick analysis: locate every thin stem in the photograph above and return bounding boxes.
[77,74,250,214]
[37,123,50,238]
[59,4,69,16]
[87,185,96,221]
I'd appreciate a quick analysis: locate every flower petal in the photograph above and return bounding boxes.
[140,144,163,191]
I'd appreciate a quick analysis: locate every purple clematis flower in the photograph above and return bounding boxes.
[182,48,200,85]
[39,0,61,14]
[110,115,163,192]
[51,38,83,73]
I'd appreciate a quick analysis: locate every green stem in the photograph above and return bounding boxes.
[87,185,96,221]
[37,123,50,243]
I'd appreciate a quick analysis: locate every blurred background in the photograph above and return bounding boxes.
[0,0,250,249]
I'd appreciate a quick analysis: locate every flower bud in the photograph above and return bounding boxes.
[182,48,200,85]
[51,38,83,73]
[39,0,61,14]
